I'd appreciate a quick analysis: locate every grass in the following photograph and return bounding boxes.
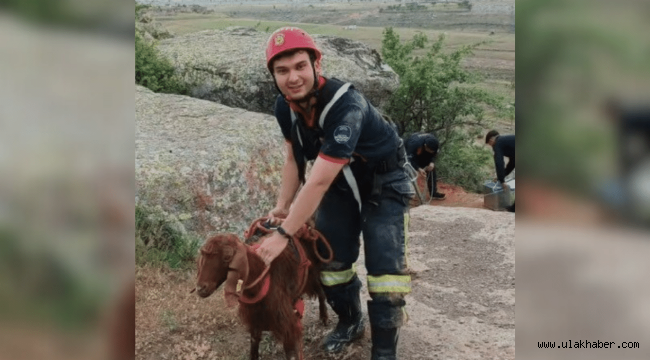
[146,3,515,185]
[135,265,360,360]
[158,13,514,99]
[154,8,514,87]
[135,204,201,271]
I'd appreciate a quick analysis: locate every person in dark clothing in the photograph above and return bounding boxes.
[603,99,650,224]
[405,132,446,200]
[256,27,413,360]
[485,130,515,212]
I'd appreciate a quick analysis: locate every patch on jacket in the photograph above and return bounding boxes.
[334,125,352,144]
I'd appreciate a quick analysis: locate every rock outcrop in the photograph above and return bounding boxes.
[157,27,399,114]
[135,85,285,239]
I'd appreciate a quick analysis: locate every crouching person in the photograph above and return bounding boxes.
[255,27,413,359]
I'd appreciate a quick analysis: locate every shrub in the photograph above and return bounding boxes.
[135,205,200,270]
[459,0,473,11]
[381,27,510,191]
[135,31,188,95]
[0,228,103,329]
[435,130,492,192]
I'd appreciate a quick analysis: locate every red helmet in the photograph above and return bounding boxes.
[265,27,322,73]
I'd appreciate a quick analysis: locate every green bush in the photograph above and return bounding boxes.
[135,205,200,270]
[135,31,188,95]
[0,228,103,329]
[435,131,492,192]
[381,27,509,191]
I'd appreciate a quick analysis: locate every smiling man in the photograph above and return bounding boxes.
[255,27,413,360]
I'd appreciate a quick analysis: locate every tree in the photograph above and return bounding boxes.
[381,27,510,190]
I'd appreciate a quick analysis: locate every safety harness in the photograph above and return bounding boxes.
[226,217,333,306]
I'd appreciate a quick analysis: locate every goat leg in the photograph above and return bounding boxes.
[283,337,303,360]
[317,287,329,326]
[250,329,261,360]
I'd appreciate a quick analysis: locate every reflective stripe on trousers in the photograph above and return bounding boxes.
[321,264,358,287]
[367,273,412,294]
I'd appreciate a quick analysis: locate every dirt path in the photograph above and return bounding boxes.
[411,178,487,209]
[136,189,514,360]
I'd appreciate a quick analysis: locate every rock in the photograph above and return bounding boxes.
[135,85,285,239]
[157,27,399,115]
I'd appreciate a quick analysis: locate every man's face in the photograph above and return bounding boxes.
[487,137,496,147]
[272,50,321,102]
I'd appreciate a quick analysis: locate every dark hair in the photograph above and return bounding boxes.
[269,49,317,74]
[485,130,500,144]
[424,137,439,153]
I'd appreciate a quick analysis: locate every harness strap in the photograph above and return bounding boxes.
[319,82,351,128]
[342,163,362,212]
[289,83,361,211]
[231,243,272,304]
[290,109,308,166]
[315,82,360,211]
[291,236,312,297]
[242,244,270,290]
[233,217,337,305]
[238,273,271,304]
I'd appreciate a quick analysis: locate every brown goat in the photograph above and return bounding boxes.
[243,218,332,326]
[194,233,313,360]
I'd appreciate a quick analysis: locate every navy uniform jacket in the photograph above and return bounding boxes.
[493,135,515,183]
[404,133,438,170]
[274,77,401,191]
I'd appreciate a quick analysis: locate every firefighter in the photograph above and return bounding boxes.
[485,130,515,212]
[404,132,446,201]
[255,27,413,359]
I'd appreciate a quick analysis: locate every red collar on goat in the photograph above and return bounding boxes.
[235,243,272,304]
[229,229,313,306]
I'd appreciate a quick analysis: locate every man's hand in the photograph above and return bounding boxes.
[267,207,289,226]
[418,168,426,177]
[426,163,435,171]
[255,232,289,266]
[500,181,510,193]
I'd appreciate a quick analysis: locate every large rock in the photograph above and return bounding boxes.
[157,27,399,115]
[135,85,285,239]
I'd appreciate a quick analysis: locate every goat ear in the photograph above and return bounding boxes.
[229,242,249,284]
[222,242,248,308]
[221,234,241,262]
[223,270,240,308]
[222,246,234,262]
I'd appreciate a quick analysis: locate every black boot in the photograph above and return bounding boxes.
[368,298,405,360]
[370,326,400,360]
[321,276,366,353]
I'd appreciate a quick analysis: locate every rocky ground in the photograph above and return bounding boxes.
[135,189,515,360]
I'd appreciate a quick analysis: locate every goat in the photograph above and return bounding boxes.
[243,217,332,326]
[194,231,329,360]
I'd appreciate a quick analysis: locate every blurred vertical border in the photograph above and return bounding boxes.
[517,0,650,359]
[0,1,134,360]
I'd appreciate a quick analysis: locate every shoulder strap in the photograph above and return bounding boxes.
[289,109,304,146]
[318,82,351,129]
